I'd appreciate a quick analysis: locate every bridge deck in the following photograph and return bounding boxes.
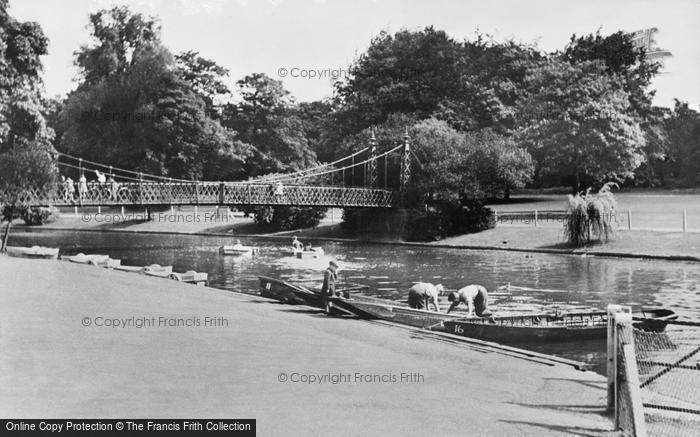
[22,182,397,208]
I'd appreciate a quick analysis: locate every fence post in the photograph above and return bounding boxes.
[683,208,687,232]
[534,209,538,227]
[627,209,632,230]
[614,312,647,437]
[607,304,624,412]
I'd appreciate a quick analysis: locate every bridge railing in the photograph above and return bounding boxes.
[27,181,396,208]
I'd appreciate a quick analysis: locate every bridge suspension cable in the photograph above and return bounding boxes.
[57,152,193,183]
[254,147,370,184]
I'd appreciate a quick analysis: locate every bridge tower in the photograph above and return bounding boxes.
[400,128,411,203]
[367,129,378,188]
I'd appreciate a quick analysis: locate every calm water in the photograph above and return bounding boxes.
[9,229,700,374]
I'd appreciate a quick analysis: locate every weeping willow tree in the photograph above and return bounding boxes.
[564,182,618,247]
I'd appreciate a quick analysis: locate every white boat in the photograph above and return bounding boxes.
[6,246,59,260]
[169,270,208,286]
[287,247,324,258]
[219,244,255,255]
[115,264,172,274]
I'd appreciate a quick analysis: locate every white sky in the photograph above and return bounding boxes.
[9,0,700,108]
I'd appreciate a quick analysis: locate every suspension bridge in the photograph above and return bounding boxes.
[20,132,413,209]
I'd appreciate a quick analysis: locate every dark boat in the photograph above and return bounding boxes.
[257,276,368,306]
[327,295,465,328]
[441,307,678,343]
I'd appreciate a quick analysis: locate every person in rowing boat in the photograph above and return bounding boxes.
[292,236,303,251]
[446,285,492,317]
[407,283,443,312]
[320,260,339,313]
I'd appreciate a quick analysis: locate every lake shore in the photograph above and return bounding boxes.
[0,255,615,436]
[3,199,699,262]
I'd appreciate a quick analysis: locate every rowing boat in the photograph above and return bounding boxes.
[329,295,466,328]
[114,264,173,275]
[285,247,325,258]
[219,245,255,255]
[441,307,678,343]
[6,246,59,260]
[169,271,208,286]
[257,276,367,307]
[63,253,120,268]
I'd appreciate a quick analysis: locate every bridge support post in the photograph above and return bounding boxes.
[367,130,377,188]
[400,128,411,204]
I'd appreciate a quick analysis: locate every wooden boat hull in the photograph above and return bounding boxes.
[259,276,313,304]
[329,296,464,328]
[443,308,677,343]
[170,271,208,286]
[6,246,59,260]
[219,245,254,255]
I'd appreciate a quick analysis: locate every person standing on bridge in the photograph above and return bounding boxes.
[407,283,443,312]
[446,285,492,317]
[78,173,88,200]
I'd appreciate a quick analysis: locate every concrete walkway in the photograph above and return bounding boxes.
[0,256,617,436]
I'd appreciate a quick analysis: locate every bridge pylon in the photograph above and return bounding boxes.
[399,128,411,204]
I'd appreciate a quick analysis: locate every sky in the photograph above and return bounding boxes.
[9,0,700,109]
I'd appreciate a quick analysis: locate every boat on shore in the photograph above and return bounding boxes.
[6,246,59,260]
[441,307,678,343]
[114,264,173,275]
[63,253,120,268]
[258,276,367,306]
[169,271,208,286]
[328,295,465,328]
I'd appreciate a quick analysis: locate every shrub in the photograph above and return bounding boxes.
[564,182,617,247]
[246,206,327,231]
[20,206,59,226]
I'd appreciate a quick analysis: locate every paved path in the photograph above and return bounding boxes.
[0,256,617,436]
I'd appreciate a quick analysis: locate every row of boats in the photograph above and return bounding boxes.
[258,276,678,344]
[5,245,208,286]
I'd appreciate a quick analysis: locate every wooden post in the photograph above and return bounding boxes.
[121,205,125,216]
[614,312,647,436]
[97,206,101,214]
[534,209,538,227]
[683,208,687,232]
[627,209,632,230]
[607,304,624,412]
[74,206,78,217]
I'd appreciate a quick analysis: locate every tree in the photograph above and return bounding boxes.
[58,7,249,181]
[223,73,316,176]
[664,101,700,186]
[0,1,56,250]
[517,58,645,192]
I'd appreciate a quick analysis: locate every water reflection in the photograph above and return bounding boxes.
[9,229,700,374]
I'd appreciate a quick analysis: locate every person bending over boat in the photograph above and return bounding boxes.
[320,260,339,313]
[446,285,492,317]
[407,283,443,312]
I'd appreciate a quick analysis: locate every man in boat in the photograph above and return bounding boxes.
[407,283,443,312]
[292,236,303,251]
[446,285,492,317]
[320,260,339,313]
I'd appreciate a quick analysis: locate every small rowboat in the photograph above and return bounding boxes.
[6,246,59,260]
[64,253,120,268]
[329,295,465,328]
[169,271,208,286]
[257,276,367,307]
[64,253,109,264]
[286,247,324,258]
[114,264,172,275]
[219,245,255,255]
[441,307,678,343]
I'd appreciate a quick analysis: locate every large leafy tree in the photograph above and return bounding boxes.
[58,6,249,181]
[517,58,645,192]
[0,0,56,250]
[664,101,700,186]
[223,73,316,176]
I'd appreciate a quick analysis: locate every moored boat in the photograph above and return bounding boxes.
[285,247,324,258]
[329,295,465,328]
[114,264,173,274]
[441,308,678,343]
[64,253,109,265]
[219,245,255,255]
[258,276,368,307]
[6,246,59,260]
[169,271,208,286]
